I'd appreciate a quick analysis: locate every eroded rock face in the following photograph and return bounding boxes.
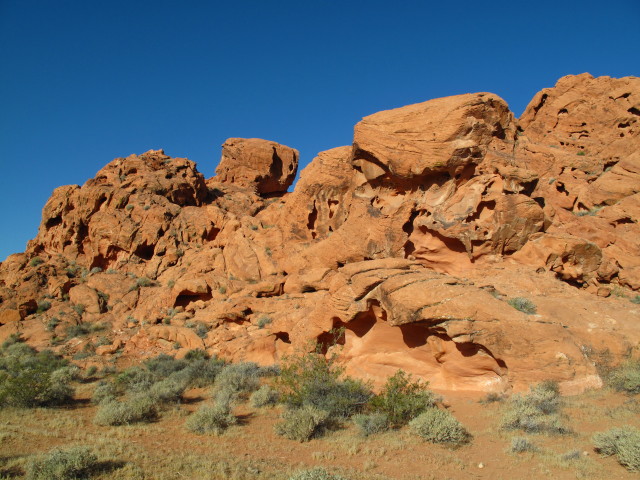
[1,75,639,396]
[214,138,299,195]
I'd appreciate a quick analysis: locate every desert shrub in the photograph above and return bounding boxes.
[71,304,85,316]
[36,300,52,313]
[593,427,640,472]
[144,354,188,378]
[92,381,118,405]
[409,408,470,445]
[274,405,330,442]
[65,323,91,339]
[288,467,348,480]
[508,297,537,314]
[259,364,281,377]
[26,445,98,480]
[29,257,44,267]
[0,343,73,407]
[115,366,156,392]
[94,394,158,426]
[186,403,236,435]
[277,349,372,419]
[352,412,390,437]
[257,315,272,329]
[631,295,640,304]
[501,381,569,434]
[480,392,506,404]
[215,362,261,397]
[250,385,280,408]
[369,370,435,426]
[182,357,226,387]
[608,359,640,395]
[148,375,188,403]
[510,436,537,453]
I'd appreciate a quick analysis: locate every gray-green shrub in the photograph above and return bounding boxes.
[91,381,118,405]
[510,436,537,453]
[352,412,390,437]
[593,427,640,472]
[26,445,98,480]
[369,370,435,426]
[250,385,279,408]
[215,362,261,397]
[186,403,236,435]
[508,297,537,314]
[501,381,569,434]
[94,394,158,425]
[274,405,330,442]
[409,408,470,445]
[608,359,640,395]
[288,467,348,480]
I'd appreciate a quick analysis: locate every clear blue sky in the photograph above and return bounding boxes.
[1,0,638,261]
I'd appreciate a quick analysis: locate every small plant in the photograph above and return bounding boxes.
[631,295,640,304]
[36,300,51,314]
[125,204,134,211]
[65,323,91,339]
[257,315,272,329]
[510,436,537,453]
[577,150,586,156]
[250,385,280,408]
[46,317,60,332]
[186,403,236,435]
[167,280,176,288]
[29,257,44,267]
[352,412,390,437]
[480,392,506,404]
[215,362,261,398]
[369,370,435,427]
[26,445,98,480]
[409,408,470,445]
[607,359,640,395]
[218,285,227,294]
[274,405,330,442]
[71,304,86,316]
[288,467,348,480]
[195,323,209,338]
[136,277,153,288]
[89,267,103,275]
[508,297,537,315]
[593,426,640,472]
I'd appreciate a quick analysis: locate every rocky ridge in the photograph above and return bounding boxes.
[1,73,639,395]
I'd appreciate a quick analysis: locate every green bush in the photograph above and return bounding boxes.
[288,467,348,480]
[94,394,158,426]
[274,405,330,442]
[409,408,470,445]
[143,354,187,378]
[0,344,74,407]
[277,349,372,419]
[250,385,279,408]
[608,359,640,395]
[186,403,236,435]
[29,257,44,267]
[92,381,118,405]
[352,412,389,437]
[369,370,435,426]
[631,295,640,305]
[148,375,188,403]
[214,362,261,397]
[26,445,98,480]
[501,382,570,434]
[510,436,537,453]
[508,297,537,315]
[115,366,156,393]
[36,300,51,314]
[593,427,640,472]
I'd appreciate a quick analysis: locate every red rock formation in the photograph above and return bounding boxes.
[0,74,638,396]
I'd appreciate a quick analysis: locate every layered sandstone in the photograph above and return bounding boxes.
[0,73,638,395]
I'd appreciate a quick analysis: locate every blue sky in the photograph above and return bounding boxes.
[1,0,638,261]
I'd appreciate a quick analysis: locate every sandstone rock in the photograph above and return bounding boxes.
[214,138,299,195]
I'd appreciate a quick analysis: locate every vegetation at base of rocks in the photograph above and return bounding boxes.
[288,467,348,480]
[26,445,98,480]
[36,300,51,313]
[507,297,537,315]
[257,315,272,328]
[0,340,74,408]
[631,295,640,304]
[71,304,86,316]
[276,337,372,420]
[352,412,390,437]
[607,359,640,395]
[369,369,436,427]
[501,381,571,434]
[409,408,471,445]
[186,403,237,435]
[250,385,280,408]
[479,392,506,404]
[510,436,538,453]
[593,427,640,472]
[214,362,262,403]
[274,405,331,442]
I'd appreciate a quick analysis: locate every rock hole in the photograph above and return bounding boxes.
[134,243,155,261]
[45,216,62,229]
[628,107,640,116]
[533,197,545,209]
[327,199,338,219]
[613,217,634,226]
[532,93,548,114]
[555,182,569,196]
[618,122,630,129]
[558,108,568,115]
[307,202,318,239]
[206,227,220,242]
[174,291,213,309]
[274,332,291,344]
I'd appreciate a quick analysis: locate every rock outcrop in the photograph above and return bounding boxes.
[0,73,638,395]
